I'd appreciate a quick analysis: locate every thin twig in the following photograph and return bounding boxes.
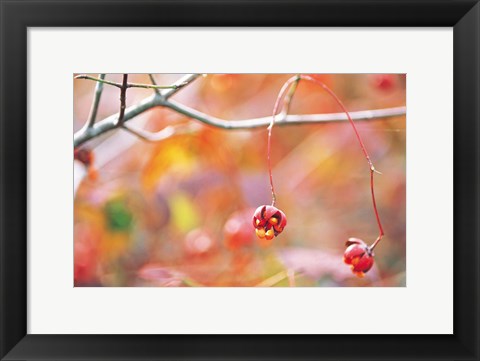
[161,73,202,99]
[148,74,160,94]
[75,74,122,88]
[117,74,128,126]
[85,73,105,129]
[75,74,188,90]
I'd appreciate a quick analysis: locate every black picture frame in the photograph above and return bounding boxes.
[1,1,479,360]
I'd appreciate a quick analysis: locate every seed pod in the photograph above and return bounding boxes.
[343,238,374,277]
[252,205,287,242]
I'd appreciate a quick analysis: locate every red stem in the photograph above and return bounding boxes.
[268,74,384,248]
[369,169,384,250]
[268,76,301,206]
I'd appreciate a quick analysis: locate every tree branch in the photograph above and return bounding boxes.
[84,73,105,129]
[74,74,205,147]
[74,91,406,147]
[75,93,159,147]
[163,99,406,130]
[74,74,405,148]
[161,73,202,99]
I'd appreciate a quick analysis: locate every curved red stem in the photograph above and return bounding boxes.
[268,76,300,206]
[369,168,385,250]
[268,74,384,248]
[299,75,384,249]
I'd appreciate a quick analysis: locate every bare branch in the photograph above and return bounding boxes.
[74,93,159,147]
[164,99,407,130]
[75,74,189,90]
[74,89,405,147]
[117,74,128,126]
[74,73,405,148]
[85,74,105,128]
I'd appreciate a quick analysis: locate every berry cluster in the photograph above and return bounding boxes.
[252,205,287,242]
[343,238,374,278]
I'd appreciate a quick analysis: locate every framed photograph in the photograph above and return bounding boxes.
[73,71,407,289]
[1,1,479,360]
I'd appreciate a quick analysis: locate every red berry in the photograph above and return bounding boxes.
[74,147,94,166]
[74,147,97,181]
[371,74,396,91]
[343,237,374,277]
[252,205,287,245]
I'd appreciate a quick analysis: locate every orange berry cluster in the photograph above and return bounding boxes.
[252,205,287,242]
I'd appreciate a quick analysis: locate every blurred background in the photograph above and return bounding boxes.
[74,74,406,287]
